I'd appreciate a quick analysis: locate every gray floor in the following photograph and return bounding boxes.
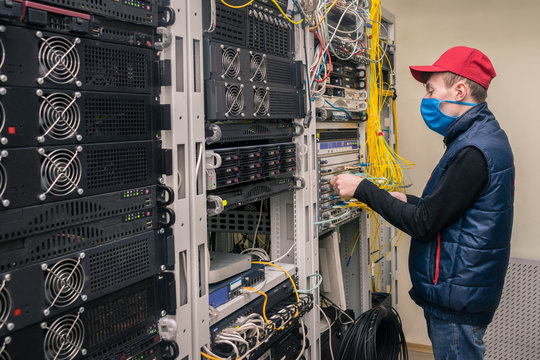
[409,350,435,360]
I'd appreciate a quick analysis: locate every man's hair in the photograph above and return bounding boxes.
[421,72,488,103]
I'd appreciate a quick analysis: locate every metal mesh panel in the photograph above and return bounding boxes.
[84,45,146,89]
[84,97,147,137]
[485,258,540,359]
[269,90,295,115]
[247,10,290,58]
[86,146,148,190]
[85,288,149,347]
[207,210,270,234]
[88,237,150,293]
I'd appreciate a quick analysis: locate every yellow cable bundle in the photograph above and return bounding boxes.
[364,0,414,192]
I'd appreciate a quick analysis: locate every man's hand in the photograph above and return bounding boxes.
[389,191,407,202]
[330,174,364,198]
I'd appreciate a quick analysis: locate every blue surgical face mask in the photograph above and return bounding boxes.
[420,98,477,136]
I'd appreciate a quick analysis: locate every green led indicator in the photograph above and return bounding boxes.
[137,215,140,218]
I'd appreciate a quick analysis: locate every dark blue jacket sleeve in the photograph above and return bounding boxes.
[353,147,488,241]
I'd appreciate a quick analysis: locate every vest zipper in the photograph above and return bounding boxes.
[434,233,441,285]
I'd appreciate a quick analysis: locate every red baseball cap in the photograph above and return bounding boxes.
[409,46,496,89]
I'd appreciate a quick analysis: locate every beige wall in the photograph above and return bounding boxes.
[381,0,540,346]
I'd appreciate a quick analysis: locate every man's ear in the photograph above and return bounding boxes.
[454,81,468,101]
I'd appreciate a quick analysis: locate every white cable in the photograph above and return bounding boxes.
[314,303,334,360]
[217,334,250,348]
[323,296,355,325]
[252,200,264,249]
[195,145,203,184]
[240,247,270,261]
[202,345,231,360]
[214,340,240,359]
[271,241,296,263]
[205,0,216,32]
[295,319,306,360]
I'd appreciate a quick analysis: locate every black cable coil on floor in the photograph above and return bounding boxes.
[338,305,408,360]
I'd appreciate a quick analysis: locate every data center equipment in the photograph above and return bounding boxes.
[0,185,173,241]
[202,0,306,217]
[205,121,301,146]
[0,141,164,209]
[202,0,305,121]
[0,0,177,356]
[207,203,271,234]
[132,339,180,360]
[0,87,166,147]
[208,251,252,284]
[209,264,265,308]
[316,129,363,231]
[314,60,368,122]
[206,278,313,360]
[206,142,297,190]
[0,274,175,360]
[207,176,302,216]
[0,0,175,28]
[0,1,171,50]
[257,323,308,360]
[0,229,174,336]
[0,25,161,93]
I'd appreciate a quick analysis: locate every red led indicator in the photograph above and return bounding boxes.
[14,308,22,317]
[8,127,15,135]
[145,189,149,194]
[146,41,152,47]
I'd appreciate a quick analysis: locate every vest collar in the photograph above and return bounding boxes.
[444,102,488,146]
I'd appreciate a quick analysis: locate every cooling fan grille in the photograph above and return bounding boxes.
[44,257,85,309]
[0,99,5,135]
[253,87,269,117]
[40,148,83,198]
[0,161,6,200]
[225,84,244,117]
[0,38,5,72]
[221,47,240,80]
[250,53,266,82]
[0,278,12,331]
[0,350,10,360]
[43,312,85,360]
[0,337,11,360]
[38,34,80,85]
[39,92,81,141]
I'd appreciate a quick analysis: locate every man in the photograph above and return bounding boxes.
[330,46,514,360]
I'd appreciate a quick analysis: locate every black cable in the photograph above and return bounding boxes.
[301,17,313,128]
[161,339,180,359]
[337,305,408,360]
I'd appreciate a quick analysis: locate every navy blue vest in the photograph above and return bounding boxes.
[409,102,514,326]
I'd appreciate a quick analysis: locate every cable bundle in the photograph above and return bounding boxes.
[338,306,408,360]
[202,293,313,360]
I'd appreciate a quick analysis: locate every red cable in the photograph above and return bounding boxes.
[310,30,324,79]
[314,49,332,82]
[310,30,333,83]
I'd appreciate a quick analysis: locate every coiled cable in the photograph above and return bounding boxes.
[338,305,408,360]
